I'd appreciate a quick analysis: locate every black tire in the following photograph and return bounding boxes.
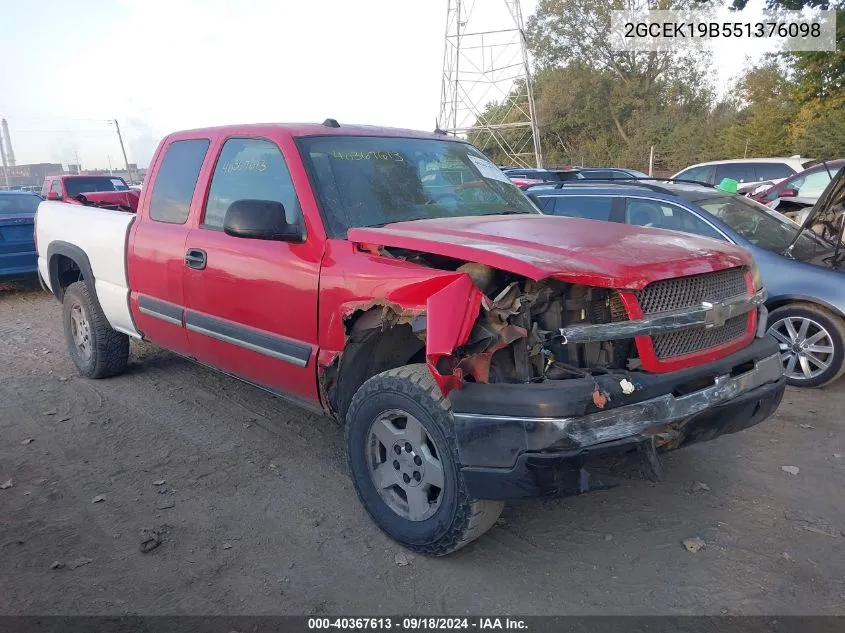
[62,281,129,379]
[345,364,503,555]
[767,302,845,388]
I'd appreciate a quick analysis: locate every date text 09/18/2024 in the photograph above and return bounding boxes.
[307,618,528,630]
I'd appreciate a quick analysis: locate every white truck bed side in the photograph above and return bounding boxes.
[36,200,141,338]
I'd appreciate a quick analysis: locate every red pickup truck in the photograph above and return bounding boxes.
[41,174,140,210]
[35,121,784,554]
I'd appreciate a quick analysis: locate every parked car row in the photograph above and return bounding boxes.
[501,166,651,189]
[525,169,845,387]
[672,157,815,193]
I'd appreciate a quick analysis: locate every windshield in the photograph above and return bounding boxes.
[0,194,40,215]
[65,177,129,197]
[697,194,830,259]
[298,136,538,236]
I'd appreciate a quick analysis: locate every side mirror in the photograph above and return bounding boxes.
[223,199,304,242]
[47,191,62,201]
[780,188,799,198]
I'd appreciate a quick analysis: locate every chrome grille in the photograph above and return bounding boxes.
[636,267,750,359]
[652,315,748,359]
[636,267,747,315]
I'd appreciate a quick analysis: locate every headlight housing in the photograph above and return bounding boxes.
[749,262,763,291]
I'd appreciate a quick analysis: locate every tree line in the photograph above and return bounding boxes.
[472,0,844,173]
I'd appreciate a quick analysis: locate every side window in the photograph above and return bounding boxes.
[625,198,724,240]
[49,180,62,197]
[202,138,301,230]
[550,196,613,221]
[754,162,795,181]
[149,139,210,224]
[677,165,715,184]
[795,169,835,197]
[715,163,755,183]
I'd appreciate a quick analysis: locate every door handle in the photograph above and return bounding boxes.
[184,248,207,270]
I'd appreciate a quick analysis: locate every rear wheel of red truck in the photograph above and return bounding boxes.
[345,364,503,555]
[62,281,129,379]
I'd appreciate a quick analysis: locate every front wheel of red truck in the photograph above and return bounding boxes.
[62,281,129,379]
[345,364,503,555]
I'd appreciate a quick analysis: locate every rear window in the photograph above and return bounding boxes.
[64,177,129,197]
[753,162,796,181]
[149,139,210,224]
[0,194,40,215]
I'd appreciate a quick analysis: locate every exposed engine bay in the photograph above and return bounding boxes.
[380,247,639,385]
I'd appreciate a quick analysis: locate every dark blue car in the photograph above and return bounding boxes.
[0,191,41,280]
[527,174,845,388]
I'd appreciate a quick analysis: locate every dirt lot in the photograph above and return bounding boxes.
[1,283,843,615]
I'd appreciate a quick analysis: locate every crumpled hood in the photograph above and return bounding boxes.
[348,215,752,290]
[72,190,140,211]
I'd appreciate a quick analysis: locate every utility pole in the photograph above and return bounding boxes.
[112,119,133,183]
[0,136,9,188]
[648,145,655,177]
[0,117,10,187]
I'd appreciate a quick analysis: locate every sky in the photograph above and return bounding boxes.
[0,0,768,170]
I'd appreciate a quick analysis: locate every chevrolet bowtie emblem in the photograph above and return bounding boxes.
[702,300,729,329]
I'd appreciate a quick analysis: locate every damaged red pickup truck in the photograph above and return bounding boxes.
[36,122,785,554]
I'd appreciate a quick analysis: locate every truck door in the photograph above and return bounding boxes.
[128,137,212,354]
[182,136,322,403]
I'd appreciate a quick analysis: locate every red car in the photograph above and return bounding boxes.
[748,159,844,204]
[41,174,140,210]
[35,121,784,554]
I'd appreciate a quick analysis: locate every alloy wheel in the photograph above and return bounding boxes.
[769,316,834,381]
[366,409,445,522]
[69,302,92,360]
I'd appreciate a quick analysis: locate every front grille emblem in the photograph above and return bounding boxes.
[701,300,730,329]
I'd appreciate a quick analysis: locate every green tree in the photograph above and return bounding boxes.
[731,0,845,156]
[735,62,798,156]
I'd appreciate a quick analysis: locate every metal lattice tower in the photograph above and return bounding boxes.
[438,0,542,168]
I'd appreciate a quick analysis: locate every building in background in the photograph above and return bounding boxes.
[0,163,146,189]
[1,163,64,189]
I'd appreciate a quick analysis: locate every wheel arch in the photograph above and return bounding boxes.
[46,241,100,309]
[326,309,427,422]
[766,295,845,320]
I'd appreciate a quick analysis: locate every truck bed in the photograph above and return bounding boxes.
[36,200,140,338]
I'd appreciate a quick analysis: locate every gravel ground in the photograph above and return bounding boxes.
[1,283,843,615]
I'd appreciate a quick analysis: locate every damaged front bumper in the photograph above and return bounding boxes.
[450,336,785,500]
